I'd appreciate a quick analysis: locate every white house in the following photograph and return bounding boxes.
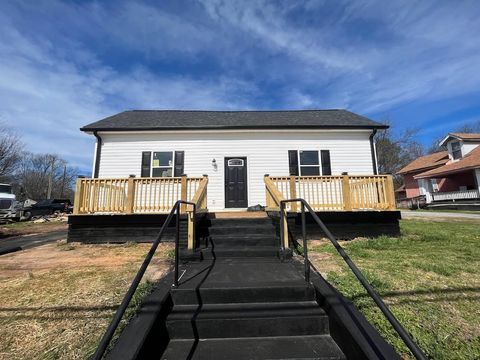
[80,110,387,211]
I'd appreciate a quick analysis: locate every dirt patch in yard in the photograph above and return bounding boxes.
[0,241,173,359]
[308,252,344,277]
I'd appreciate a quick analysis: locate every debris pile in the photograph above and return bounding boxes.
[32,212,69,223]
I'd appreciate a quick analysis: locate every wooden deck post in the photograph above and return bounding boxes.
[180,174,187,213]
[385,175,396,210]
[187,211,195,250]
[126,176,136,214]
[282,208,289,249]
[264,175,273,209]
[289,176,297,212]
[73,177,84,215]
[342,175,352,211]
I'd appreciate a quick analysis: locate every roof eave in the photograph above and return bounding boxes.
[80,124,388,133]
[439,133,461,147]
[414,165,479,179]
[397,164,444,175]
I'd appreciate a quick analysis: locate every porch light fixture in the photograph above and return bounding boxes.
[212,158,217,170]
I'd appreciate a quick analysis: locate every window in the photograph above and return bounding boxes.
[299,151,320,175]
[451,141,462,160]
[141,151,184,177]
[288,150,332,176]
[227,159,244,167]
[152,152,174,177]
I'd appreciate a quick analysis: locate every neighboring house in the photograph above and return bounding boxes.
[80,110,386,211]
[397,151,449,199]
[398,132,480,205]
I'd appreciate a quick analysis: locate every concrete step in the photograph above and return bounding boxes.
[202,246,280,258]
[209,236,278,247]
[209,217,274,226]
[209,225,276,236]
[167,301,328,339]
[161,335,346,359]
[171,282,315,305]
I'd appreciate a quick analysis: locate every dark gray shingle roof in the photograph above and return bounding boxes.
[81,110,387,132]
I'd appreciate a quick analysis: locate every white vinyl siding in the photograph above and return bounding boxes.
[461,142,480,157]
[96,130,375,211]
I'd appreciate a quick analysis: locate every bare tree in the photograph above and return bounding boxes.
[426,119,480,154]
[376,122,424,186]
[15,153,78,200]
[0,122,23,181]
[455,119,480,133]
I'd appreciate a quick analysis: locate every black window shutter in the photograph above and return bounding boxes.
[288,150,299,176]
[141,152,151,177]
[321,150,332,175]
[174,151,184,176]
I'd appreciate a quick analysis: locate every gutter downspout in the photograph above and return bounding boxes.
[93,131,102,178]
[370,129,378,175]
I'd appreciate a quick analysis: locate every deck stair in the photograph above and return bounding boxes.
[201,217,280,258]
[160,216,346,359]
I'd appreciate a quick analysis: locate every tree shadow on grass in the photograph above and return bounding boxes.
[350,286,480,305]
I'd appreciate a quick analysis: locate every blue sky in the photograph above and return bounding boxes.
[1,0,480,174]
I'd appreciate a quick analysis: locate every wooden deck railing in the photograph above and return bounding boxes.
[265,174,395,248]
[265,174,396,212]
[73,175,208,250]
[73,175,208,215]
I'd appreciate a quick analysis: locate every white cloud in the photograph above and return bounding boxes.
[0,4,258,170]
[1,0,480,171]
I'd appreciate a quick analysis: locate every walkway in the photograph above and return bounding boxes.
[0,229,67,255]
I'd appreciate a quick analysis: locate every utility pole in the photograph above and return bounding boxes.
[60,164,67,198]
[46,157,55,199]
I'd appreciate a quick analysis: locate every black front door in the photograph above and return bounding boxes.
[224,157,248,208]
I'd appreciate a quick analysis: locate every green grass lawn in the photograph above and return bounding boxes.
[309,220,480,360]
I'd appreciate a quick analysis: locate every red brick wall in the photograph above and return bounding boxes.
[403,173,421,198]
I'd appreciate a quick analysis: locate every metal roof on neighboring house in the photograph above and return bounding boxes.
[397,151,449,174]
[80,110,388,132]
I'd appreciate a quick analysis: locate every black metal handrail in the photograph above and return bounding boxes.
[92,200,196,360]
[280,198,427,360]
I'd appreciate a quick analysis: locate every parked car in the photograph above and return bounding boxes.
[27,199,73,217]
[0,183,20,222]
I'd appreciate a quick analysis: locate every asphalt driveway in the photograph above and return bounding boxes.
[0,229,67,255]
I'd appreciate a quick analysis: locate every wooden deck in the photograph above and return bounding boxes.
[73,175,208,215]
[70,174,396,248]
[264,175,396,212]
